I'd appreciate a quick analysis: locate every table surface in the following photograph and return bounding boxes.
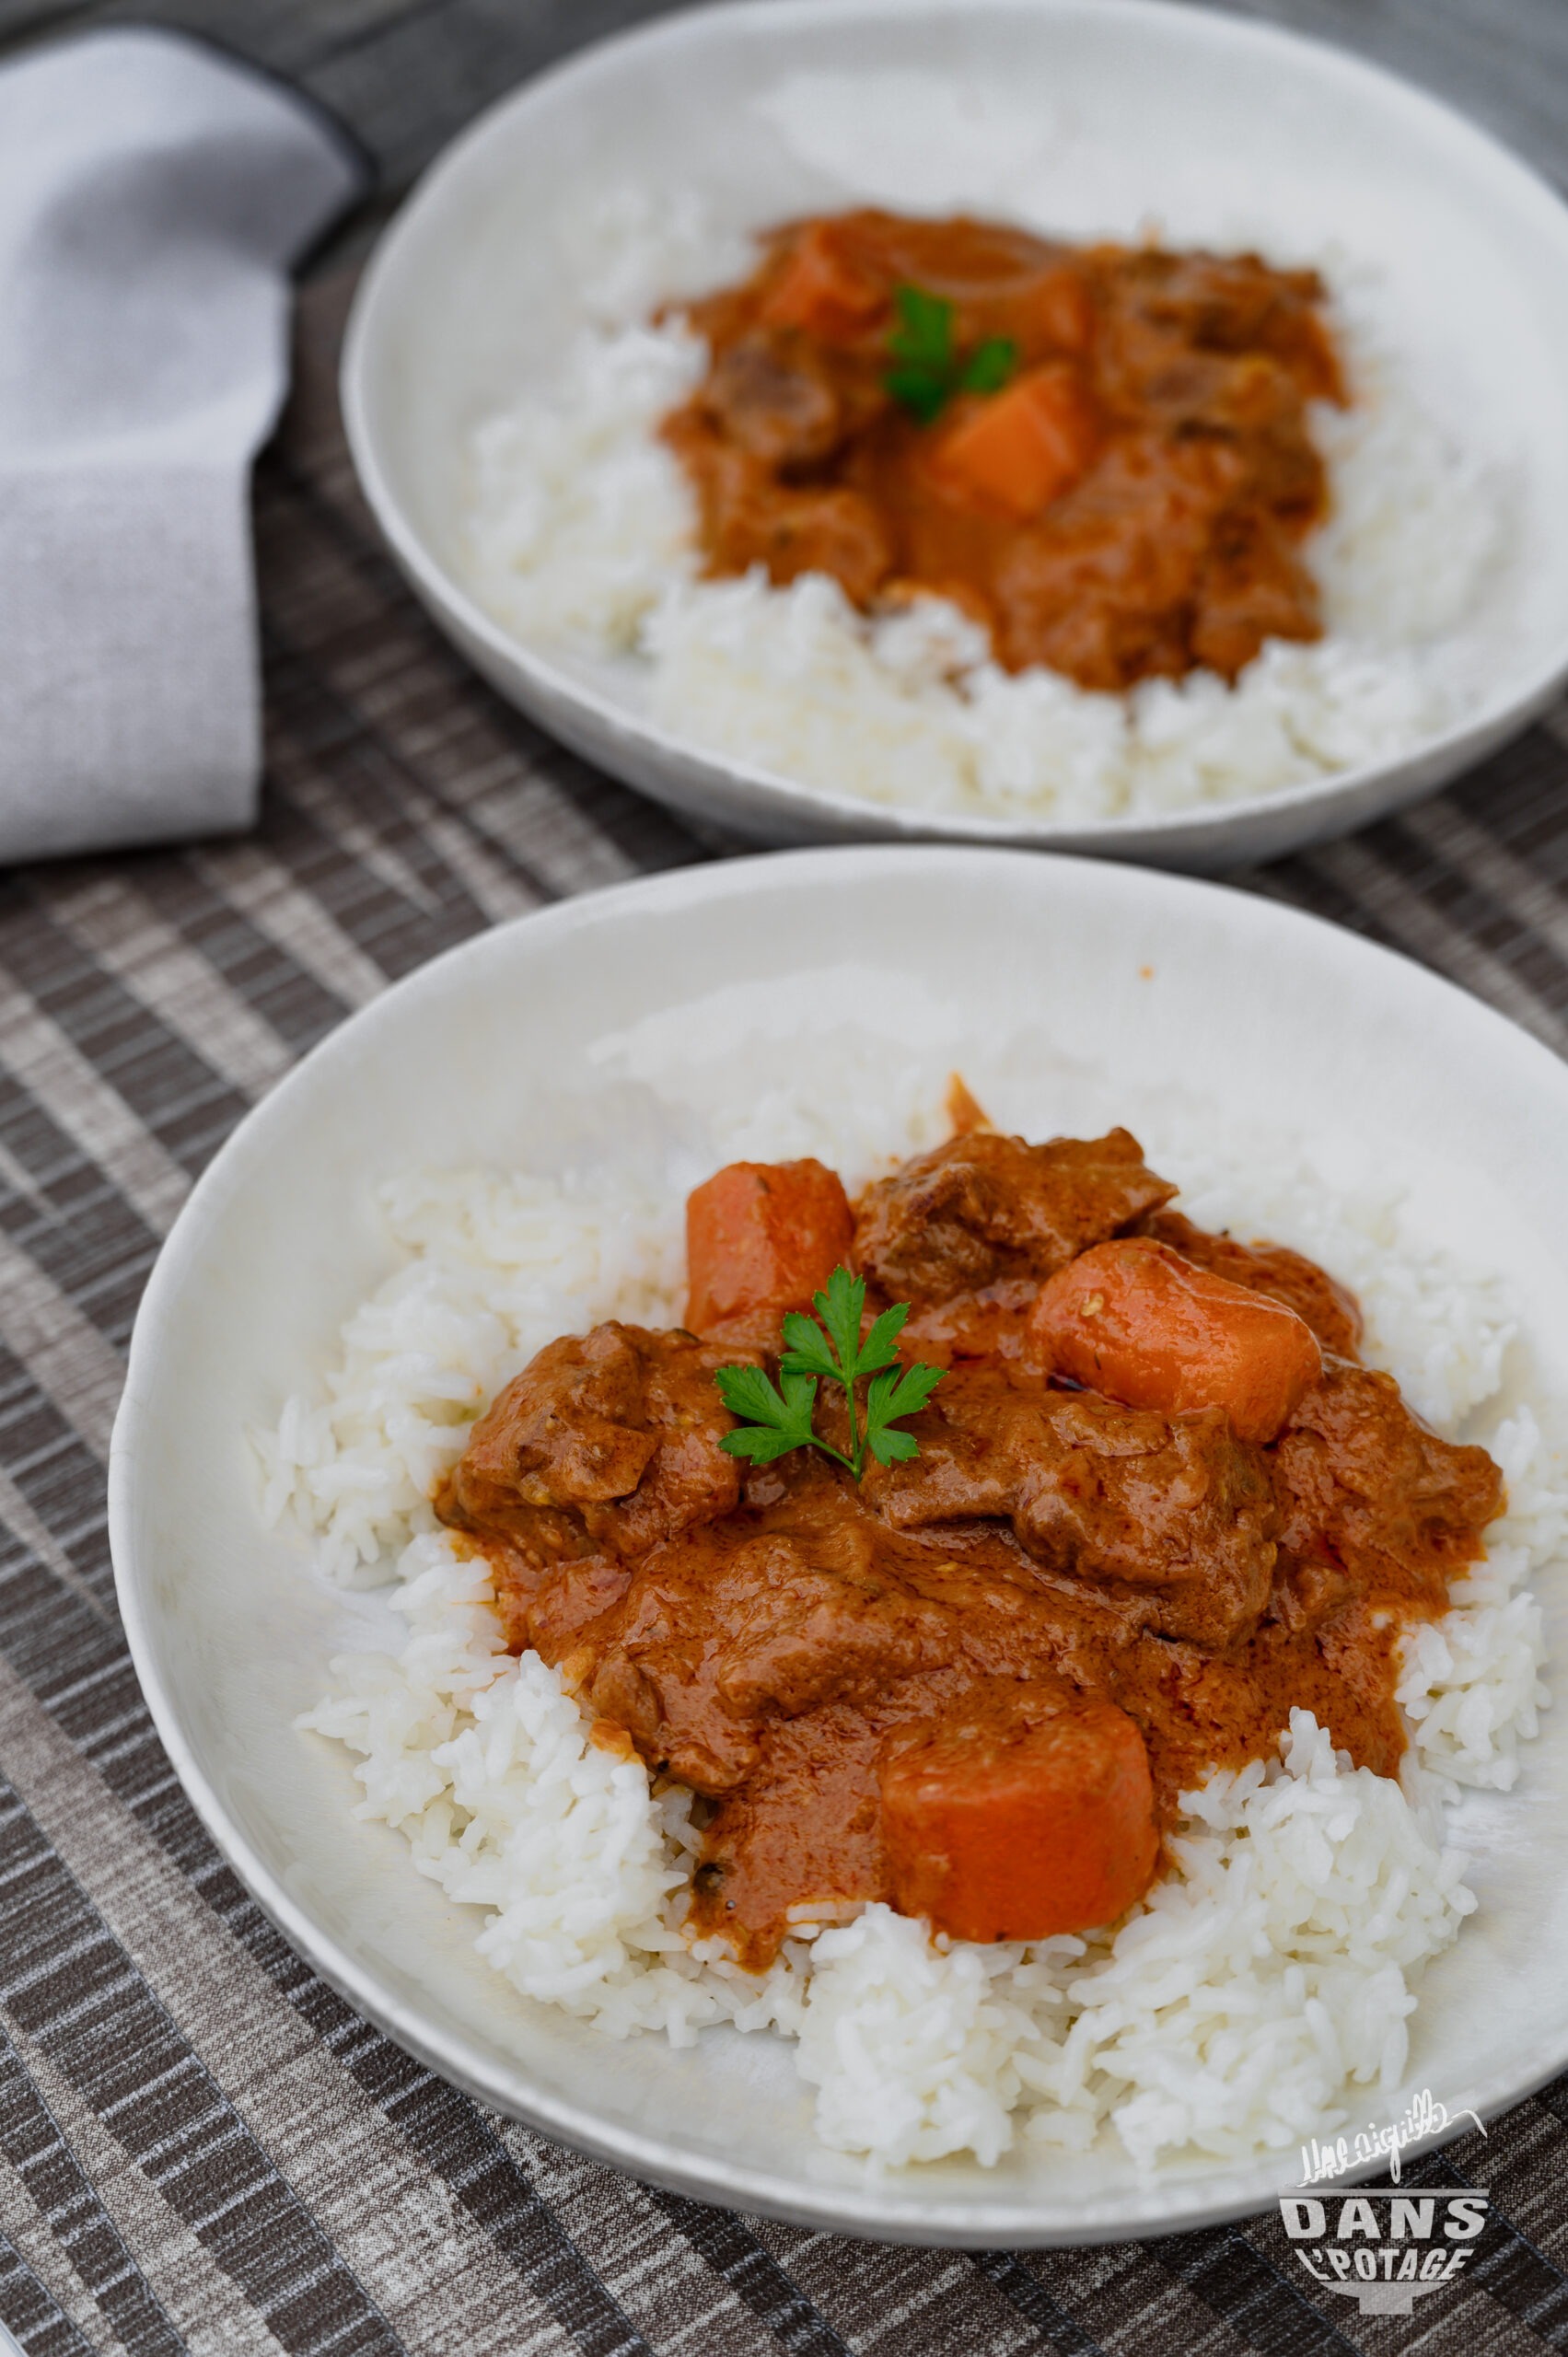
[3,2,1568,2352]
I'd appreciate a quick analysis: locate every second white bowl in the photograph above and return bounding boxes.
[343,0,1568,866]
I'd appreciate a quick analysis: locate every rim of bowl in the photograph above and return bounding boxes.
[340,0,1568,857]
[109,843,1568,2243]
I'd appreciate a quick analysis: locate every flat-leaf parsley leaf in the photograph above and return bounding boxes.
[714,1266,944,1479]
[885,284,1017,425]
[960,334,1018,396]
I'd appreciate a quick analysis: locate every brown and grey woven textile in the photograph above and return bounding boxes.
[3,2,1568,2351]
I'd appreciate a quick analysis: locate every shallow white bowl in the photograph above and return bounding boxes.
[110,846,1568,2243]
[342,0,1568,870]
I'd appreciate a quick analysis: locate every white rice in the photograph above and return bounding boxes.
[263,1111,1556,2173]
[459,195,1505,827]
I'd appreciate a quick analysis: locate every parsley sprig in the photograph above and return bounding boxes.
[885,284,1017,425]
[714,1267,945,1479]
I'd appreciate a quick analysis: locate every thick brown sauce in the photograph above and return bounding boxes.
[662,209,1346,692]
[438,1126,1501,1968]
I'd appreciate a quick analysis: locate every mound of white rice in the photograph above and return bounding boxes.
[459,195,1505,828]
[261,1111,1555,2173]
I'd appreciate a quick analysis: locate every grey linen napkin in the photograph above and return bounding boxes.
[0,29,367,863]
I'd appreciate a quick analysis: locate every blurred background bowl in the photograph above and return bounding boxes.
[342,0,1568,868]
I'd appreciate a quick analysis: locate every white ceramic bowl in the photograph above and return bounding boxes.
[110,845,1568,2244]
[343,0,1568,870]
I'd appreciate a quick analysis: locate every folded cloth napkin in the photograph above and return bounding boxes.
[0,29,367,864]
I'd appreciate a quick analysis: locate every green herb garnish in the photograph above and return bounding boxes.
[885,284,1017,425]
[959,336,1018,396]
[714,1266,945,1479]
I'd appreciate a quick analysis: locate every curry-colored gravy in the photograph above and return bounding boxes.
[437,1127,1500,1968]
[661,210,1346,692]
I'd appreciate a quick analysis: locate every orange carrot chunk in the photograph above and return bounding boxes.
[685,1158,854,1334]
[761,222,885,340]
[1032,1236,1323,1443]
[881,1702,1159,1944]
[933,362,1099,518]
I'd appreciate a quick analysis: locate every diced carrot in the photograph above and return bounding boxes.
[933,363,1098,519]
[881,1701,1159,1943]
[685,1158,854,1334]
[761,223,885,341]
[944,1073,993,1137]
[1031,1237,1322,1443]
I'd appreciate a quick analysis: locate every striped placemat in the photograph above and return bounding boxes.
[2,234,1567,2357]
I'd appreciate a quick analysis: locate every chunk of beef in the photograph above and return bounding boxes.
[724,480,892,599]
[1271,1357,1504,1605]
[582,1502,958,1794]
[854,1127,1176,1306]
[988,434,1230,685]
[689,1704,889,1961]
[1190,505,1322,679]
[663,398,894,606]
[437,1321,742,1569]
[1099,250,1342,403]
[1138,1209,1363,1357]
[702,327,869,468]
[866,1365,1276,1650]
